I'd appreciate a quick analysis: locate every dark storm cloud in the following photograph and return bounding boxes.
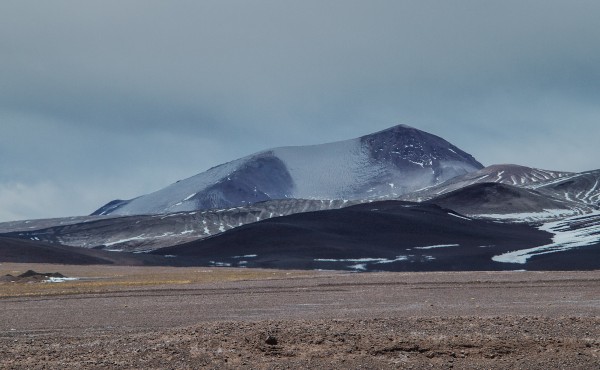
[1,0,599,220]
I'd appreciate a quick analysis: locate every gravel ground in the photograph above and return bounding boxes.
[0,267,598,369]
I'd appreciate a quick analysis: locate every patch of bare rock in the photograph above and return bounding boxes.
[0,270,67,283]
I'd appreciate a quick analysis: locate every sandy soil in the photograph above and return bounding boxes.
[0,264,598,369]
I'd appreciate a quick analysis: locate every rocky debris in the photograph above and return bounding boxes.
[0,274,15,283]
[18,270,65,279]
[0,270,67,283]
[0,269,598,368]
[1,317,598,369]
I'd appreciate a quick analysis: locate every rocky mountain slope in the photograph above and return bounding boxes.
[2,199,361,252]
[527,169,600,205]
[425,183,596,222]
[402,164,572,201]
[400,164,599,221]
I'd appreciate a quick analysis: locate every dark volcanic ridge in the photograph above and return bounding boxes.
[4,198,598,271]
[150,201,596,272]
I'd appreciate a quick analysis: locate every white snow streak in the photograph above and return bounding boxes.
[414,244,459,249]
[476,209,584,222]
[448,213,471,221]
[183,193,197,201]
[104,235,147,246]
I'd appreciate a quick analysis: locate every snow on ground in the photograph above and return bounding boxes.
[348,263,367,271]
[314,255,438,271]
[314,258,395,263]
[492,210,600,264]
[209,261,232,267]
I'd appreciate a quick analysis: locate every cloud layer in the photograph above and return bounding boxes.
[1,1,599,221]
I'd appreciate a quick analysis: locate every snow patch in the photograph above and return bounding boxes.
[348,263,367,271]
[209,261,232,267]
[414,244,459,249]
[492,211,600,264]
[45,277,79,283]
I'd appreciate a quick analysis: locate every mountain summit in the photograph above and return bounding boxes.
[93,124,483,216]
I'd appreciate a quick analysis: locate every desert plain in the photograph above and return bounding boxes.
[0,263,598,369]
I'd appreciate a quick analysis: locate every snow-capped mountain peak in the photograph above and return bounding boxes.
[93,124,484,216]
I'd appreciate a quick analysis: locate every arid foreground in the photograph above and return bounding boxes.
[0,264,598,369]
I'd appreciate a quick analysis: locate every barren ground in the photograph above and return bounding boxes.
[0,263,599,369]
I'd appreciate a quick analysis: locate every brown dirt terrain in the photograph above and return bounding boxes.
[0,263,599,369]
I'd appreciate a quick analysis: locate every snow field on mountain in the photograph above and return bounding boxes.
[273,138,385,199]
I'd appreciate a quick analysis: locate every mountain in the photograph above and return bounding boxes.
[4,124,598,272]
[93,124,483,216]
[6,171,596,255]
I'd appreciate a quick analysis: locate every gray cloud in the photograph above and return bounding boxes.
[1,0,599,221]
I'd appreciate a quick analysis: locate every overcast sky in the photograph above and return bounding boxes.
[1,1,599,221]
